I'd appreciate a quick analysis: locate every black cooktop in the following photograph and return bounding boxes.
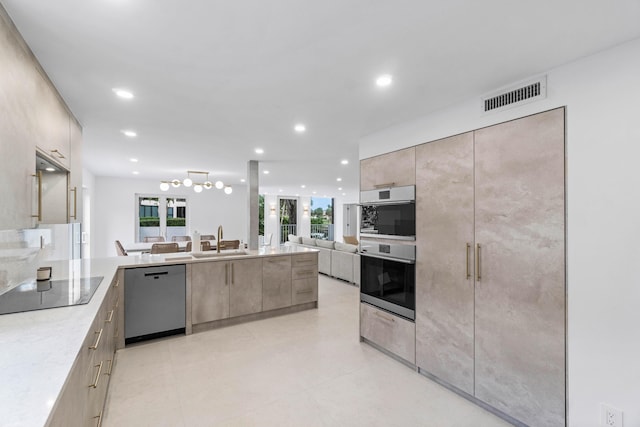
[0,276,103,315]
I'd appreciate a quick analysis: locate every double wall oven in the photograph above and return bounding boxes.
[359,185,416,320]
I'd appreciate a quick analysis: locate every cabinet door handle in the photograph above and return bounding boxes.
[105,359,113,376]
[476,244,481,281]
[225,263,229,285]
[374,182,395,189]
[374,311,395,322]
[70,186,77,220]
[93,411,103,427]
[31,171,42,221]
[89,328,103,350]
[231,263,234,284]
[89,361,103,388]
[114,279,120,288]
[105,310,114,323]
[296,289,313,294]
[50,149,65,159]
[466,243,471,280]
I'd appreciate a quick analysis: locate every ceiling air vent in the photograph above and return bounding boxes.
[482,76,546,113]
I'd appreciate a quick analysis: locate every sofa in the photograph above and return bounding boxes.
[286,235,360,286]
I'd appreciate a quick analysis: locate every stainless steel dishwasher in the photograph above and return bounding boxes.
[124,264,186,344]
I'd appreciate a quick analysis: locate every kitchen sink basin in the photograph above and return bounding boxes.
[191,250,249,258]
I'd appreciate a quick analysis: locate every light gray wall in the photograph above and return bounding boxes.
[359,36,640,427]
[92,176,247,258]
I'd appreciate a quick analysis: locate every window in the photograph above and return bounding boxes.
[310,197,334,240]
[136,194,189,242]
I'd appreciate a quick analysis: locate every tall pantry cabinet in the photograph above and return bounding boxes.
[415,108,566,426]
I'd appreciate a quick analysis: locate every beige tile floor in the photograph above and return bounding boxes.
[103,275,512,427]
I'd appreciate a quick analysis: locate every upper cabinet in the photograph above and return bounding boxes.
[34,81,71,170]
[360,146,415,191]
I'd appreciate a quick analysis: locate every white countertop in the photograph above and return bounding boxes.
[0,246,317,427]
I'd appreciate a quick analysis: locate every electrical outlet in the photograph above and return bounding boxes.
[600,403,623,427]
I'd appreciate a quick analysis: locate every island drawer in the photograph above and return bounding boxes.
[291,253,318,267]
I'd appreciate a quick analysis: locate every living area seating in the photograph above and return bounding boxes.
[114,240,128,256]
[286,234,360,285]
[143,236,165,243]
[171,235,191,242]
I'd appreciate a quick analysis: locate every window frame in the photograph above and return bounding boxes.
[134,193,190,242]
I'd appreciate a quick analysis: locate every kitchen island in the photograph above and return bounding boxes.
[0,245,318,427]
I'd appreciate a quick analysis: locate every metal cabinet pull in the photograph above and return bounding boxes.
[31,171,42,221]
[476,244,481,281]
[296,289,313,294]
[225,263,229,285]
[105,310,114,323]
[93,411,103,427]
[70,186,77,220]
[374,311,395,322]
[231,263,235,284]
[114,279,120,288]
[466,243,471,280]
[89,328,103,350]
[105,359,113,376]
[374,182,396,188]
[50,149,66,159]
[90,361,103,388]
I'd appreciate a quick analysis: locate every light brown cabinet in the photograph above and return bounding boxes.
[47,274,120,427]
[360,146,415,191]
[68,117,83,223]
[262,255,292,311]
[360,303,415,364]
[191,261,230,324]
[291,253,318,305]
[229,258,264,317]
[414,108,565,426]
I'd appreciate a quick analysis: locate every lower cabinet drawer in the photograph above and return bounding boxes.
[292,278,318,305]
[292,253,317,267]
[292,266,318,280]
[360,303,416,364]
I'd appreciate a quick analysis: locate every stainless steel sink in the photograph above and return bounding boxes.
[190,250,249,258]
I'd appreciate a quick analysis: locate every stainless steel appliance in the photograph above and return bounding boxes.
[360,242,415,320]
[360,185,415,240]
[124,264,186,344]
[0,276,103,315]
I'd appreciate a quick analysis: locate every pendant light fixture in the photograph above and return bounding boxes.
[160,171,231,194]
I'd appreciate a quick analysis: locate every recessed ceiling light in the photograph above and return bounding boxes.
[279,189,283,192]
[376,74,393,87]
[122,130,137,137]
[263,170,270,175]
[113,88,134,99]
[312,191,317,194]
[45,167,55,172]
[336,177,342,182]
[294,124,306,133]
[240,179,246,183]
[132,171,139,175]
[255,148,264,154]
[338,187,342,191]
[342,193,346,196]
[129,158,138,163]
[323,195,327,197]
[301,185,306,188]
[295,194,299,197]
[341,159,349,165]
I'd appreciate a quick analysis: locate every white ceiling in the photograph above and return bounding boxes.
[3,0,640,198]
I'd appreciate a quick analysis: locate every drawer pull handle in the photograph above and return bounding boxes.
[90,361,104,388]
[296,289,313,294]
[296,270,314,275]
[476,243,481,281]
[114,279,120,288]
[115,296,119,309]
[105,359,113,376]
[89,328,103,350]
[465,243,471,280]
[50,149,66,159]
[93,410,103,427]
[106,309,114,323]
[374,311,395,322]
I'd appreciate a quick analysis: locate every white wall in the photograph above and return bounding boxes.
[82,168,95,259]
[360,37,640,427]
[93,176,247,258]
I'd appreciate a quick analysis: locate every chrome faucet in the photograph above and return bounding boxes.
[217,225,223,253]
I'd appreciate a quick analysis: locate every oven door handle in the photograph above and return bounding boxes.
[359,200,415,206]
[360,252,415,264]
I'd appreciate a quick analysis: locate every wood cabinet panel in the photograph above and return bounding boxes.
[191,261,229,324]
[360,303,415,364]
[474,108,565,426]
[229,258,263,317]
[262,255,292,311]
[292,277,318,305]
[360,146,415,191]
[68,117,82,223]
[415,132,475,395]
